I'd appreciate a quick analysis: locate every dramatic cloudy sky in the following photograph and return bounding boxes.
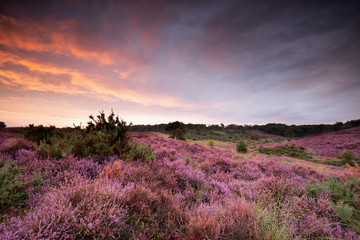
[0,0,359,127]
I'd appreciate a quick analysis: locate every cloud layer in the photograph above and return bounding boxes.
[0,0,359,126]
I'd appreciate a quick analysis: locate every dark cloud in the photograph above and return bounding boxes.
[0,0,359,125]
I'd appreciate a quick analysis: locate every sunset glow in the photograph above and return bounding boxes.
[0,1,359,127]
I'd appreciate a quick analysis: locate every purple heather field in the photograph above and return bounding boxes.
[0,129,360,239]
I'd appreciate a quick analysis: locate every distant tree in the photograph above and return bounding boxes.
[333,122,344,131]
[284,127,295,139]
[165,121,188,140]
[0,121,6,128]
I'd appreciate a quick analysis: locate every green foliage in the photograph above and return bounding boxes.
[236,140,247,153]
[322,159,343,167]
[0,121,6,128]
[86,110,131,151]
[308,176,360,234]
[38,111,132,159]
[339,150,357,166]
[0,159,27,210]
[258,144,312,160]
[164,121,188,140]
[0,159,47,212]
[208,140,214,147]
[195,186,208,202]
[126,141,156,162]
[21,124,58,144]
[185,155,190,165]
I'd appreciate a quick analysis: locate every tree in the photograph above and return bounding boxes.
[0,121,6,128]
[164,121,188,140]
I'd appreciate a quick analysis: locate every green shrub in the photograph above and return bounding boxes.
[208,140,214,147]
[21,124,58,144]
[0,159,47,212]
[86,110,131,151]
[126,141,156,162]
[185,155,190,165]
[323,159,343,167]
[339,150,357,165]
[258,144,312,160]
[37,111,132,159]
[0,159,28,210]
[236,140,247,153]
[307,176,360,234]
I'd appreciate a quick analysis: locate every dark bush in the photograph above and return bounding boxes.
[258,144,312,160]
[164,121,188,140]
[236,140,247,153]
[0,121,6,128]
[248,134,260,140]
[21,124,58,144]
[339,150,357,166]
[38,111,132,159]
[37,111,154,161]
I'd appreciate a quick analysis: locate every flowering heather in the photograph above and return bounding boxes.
[0,131,359,239]
[262,127,360,158]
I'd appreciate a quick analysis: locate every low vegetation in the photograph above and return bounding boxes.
[236,140,248,153]
[1,114,360,239]
[258,144,313,160]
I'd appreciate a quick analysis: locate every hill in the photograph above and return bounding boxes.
[261,127,360,159]
[1,128,359,239]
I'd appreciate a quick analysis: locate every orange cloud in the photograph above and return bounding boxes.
[0,51,195,109]
[0,15,114,65]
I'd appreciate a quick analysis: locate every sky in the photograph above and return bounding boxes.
[0,0,359,127]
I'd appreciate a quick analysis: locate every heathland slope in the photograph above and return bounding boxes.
[0,130,359,239]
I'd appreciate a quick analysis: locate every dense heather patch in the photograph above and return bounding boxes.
[0,131,359,239]
[262,127,360,158]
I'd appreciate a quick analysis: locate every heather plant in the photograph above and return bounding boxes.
[0,177,128,239]
[186,198,256,239]
[236,140,247,153]
[2,129,360,239]
[0,137,36,157]
[279,126,360,158]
